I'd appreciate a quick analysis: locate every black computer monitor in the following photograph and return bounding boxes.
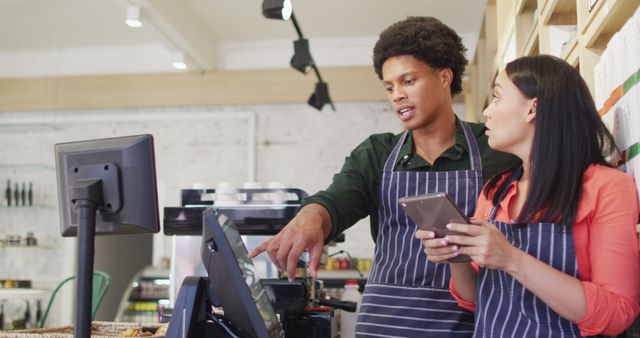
[54,134,160,338]
[55,134,160,236]
[201,208,284,338]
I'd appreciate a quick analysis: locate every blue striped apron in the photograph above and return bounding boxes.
[356,122,482,337]
[475,167,608,338]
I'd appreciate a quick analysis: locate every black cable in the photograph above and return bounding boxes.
[207,313,240,338]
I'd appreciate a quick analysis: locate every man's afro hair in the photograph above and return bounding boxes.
[373,16,468,96]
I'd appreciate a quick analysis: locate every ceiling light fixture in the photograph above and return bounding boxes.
[290,38,313,74]
[125,6,143,28]
[261,4,335,111]
[171,51,188,70]
[262,0,293,21]
[308,82,335,111]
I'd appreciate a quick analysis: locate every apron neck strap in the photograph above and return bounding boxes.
[460,121,482,172]
[488,166,524,221]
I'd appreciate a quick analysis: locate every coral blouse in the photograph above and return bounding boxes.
[451,164,640,336]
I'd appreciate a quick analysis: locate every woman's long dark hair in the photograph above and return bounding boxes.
[484,55,618,226]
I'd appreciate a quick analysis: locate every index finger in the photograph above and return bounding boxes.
[249,239,270,258]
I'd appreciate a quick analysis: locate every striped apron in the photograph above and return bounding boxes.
[356,122,482,337]
[475,167,608,338]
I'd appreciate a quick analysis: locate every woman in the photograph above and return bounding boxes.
[416,55,640,337]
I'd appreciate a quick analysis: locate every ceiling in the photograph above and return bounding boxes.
[0,0,486,77]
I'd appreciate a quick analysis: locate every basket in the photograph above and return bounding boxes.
[0,321,165,338]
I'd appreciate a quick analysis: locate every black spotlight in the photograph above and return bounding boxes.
[308,82,334,111]
[262,0,292,20]
[290,39,313,73]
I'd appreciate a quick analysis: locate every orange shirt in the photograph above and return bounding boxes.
[450,164,640,336]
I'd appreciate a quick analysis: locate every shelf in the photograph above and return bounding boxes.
[468,0,639,121]
[0,123,60,134]
[516,0,538,14]
[540,0,577,25]
[0,205,56,211]
[0,164,54,171]
[515,0,529,14]
[496,2,517,67]
[136,276,170,282]
[520,22,540,56]
[0,288,46,300]
[128,297,169,302]
[317,270,369,279]
[515,0,538,55]
[0,245,57,251]
[581,0,640,49]
[561,36,580,66]
[116,267,169,323]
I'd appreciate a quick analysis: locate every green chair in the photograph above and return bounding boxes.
[38,271,110,328]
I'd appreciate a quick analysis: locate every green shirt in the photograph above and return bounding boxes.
[302,118,520,242]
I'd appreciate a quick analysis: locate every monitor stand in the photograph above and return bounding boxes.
[165,277,236,338]
[71,178,103,338]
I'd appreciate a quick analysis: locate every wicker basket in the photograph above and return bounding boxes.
[0,321,165,338]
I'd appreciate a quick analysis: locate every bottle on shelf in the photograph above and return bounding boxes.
[27,182,33,206]
[35,300,42,328]
[21,182,26,207]
[24,300,31,329]
[4,179,11,207]
[25,232,37,246]
[13,183,19,207]
[0,302,4,330]
[340,279,362,338]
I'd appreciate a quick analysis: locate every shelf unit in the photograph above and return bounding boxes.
[465,0,640,117]
[115,267,170,324]
[0,160,73,328]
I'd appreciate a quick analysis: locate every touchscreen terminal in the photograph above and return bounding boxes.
[201,209,285,338]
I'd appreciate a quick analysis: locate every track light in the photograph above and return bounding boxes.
[171,51,188,70]
[290,39,313,74]
[125,6,142,28]
[262,0,292,20]
[261,8,336,111]
[308,82,334,111]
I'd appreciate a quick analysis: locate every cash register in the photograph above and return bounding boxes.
[163,188,356,338]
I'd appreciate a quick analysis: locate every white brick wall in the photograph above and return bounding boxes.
[0,101,401,322]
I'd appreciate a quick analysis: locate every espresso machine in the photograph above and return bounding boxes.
[163,187,356,338]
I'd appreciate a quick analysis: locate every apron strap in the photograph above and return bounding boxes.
[459,121,482,172]
[488,166,523,221]
[382,130,409,173]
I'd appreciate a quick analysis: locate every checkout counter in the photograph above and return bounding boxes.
[163,187,363,338]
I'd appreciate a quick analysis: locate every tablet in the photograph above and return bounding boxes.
[399,192,471,263]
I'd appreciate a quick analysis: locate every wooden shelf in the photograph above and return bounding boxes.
[466,0,639,120]
[515,0,531,14]
[561,36,580,66]
[581,0,640,48]
[515,0,539,56]
[520,22,540,56]
[540,0,577,24]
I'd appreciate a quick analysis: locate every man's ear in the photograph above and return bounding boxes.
[526,98,537,124]
[440,68,453,88]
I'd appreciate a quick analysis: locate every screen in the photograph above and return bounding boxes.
[201,208,284,338]
[54,134,159,236]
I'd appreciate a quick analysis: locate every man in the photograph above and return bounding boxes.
[251,16,518,337]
